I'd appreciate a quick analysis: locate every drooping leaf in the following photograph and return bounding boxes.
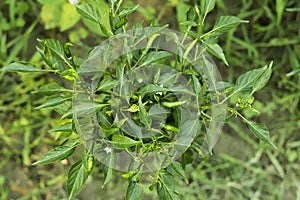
[102,153,115,188]
[125,181,144,200]
[156,173,182,200]
[138,96,151,128]
[205,43,229,66]
[191,75,202,94]
[246,121,277,149]
[35,97,71,109]
[32,140,78,165]
[111,135,141,149]
[67,161,90,200]
[1,62,52,72]
[169,162,186,179]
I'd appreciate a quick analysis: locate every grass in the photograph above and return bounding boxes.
[0,0,300,199]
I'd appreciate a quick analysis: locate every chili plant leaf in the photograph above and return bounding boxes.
[250,62,273,95]
[111,135,141,149]
[96,79,118,92]
[35,97,71,109]
[156,173,182,200]
[119,5,139,17]
[38,38,69,71]
[246,121,277,149]
[67,161,90,200]
[169,162,186,179]
[202,0,216,22]
[32,141,77,165]
[1,62,51,72]
[210,16,249,37]
[126,181,144,200]
[138,96,152,128]
[76,1,111,36]
[36,82,73,94]
[233,65,271,96]
[48,122,73,133]
[141,51,173,66]
[102,152,115,188]
[205,43,229,66]
[76,1,101,23]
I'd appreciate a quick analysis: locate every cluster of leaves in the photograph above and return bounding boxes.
[1,0,276,199]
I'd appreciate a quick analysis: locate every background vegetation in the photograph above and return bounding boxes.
[0,0,299,199]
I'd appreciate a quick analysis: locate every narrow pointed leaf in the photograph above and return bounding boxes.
[1,62,52,72]
[67,161,90,200]
[111,135,141,149]
[126,182,143,200]
[251,62,273,94]
[205,43,229,66]
[35,97,71,109]
[247,121,277,149]
[33,142,77,165]
[211,16,249,36]
[138,96,151,128]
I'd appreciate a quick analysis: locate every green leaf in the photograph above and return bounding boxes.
[276,0,286,25]
[286,7,300,12]
[126,182,144,200]
[202,0,216,22]
[250,62,273,95]
[176,2,190,32]
[1,62,52,72]
[138,84,169,97]
[36,82,72,94]
[141,51,173,66]
[178,119,200,141]
[76,1,111,36]
[60,3,81,31]
[233,65,271,95]
[210,16,249,36]
[35,97,71,109]
[246,121,277,149]
[76,1,101,23]
[38,39,69,71]
[167,162,189,183]
[119,5,139,17]
[102,153,115,188]
[67,161,90,200]
[96,79,118,92]
[48,122,73,133]
[111,135,141,149]
[205,43,229,66]
[138,96,152,128]
[191,75,202,94]
[32,140,77,165]
[156,173,182,200]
